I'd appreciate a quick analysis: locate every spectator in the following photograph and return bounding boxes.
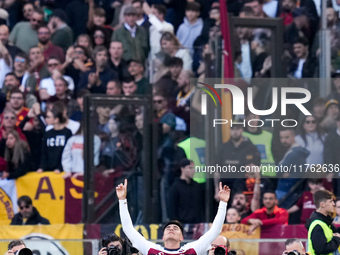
[234,25,254,80]
[18,103,45,171]
[37,26,65,63]
[0,110,26,141]
[45,101,80,135]
[133,0,151,31]
[244,0,266,18]
[78,45,118,94]
[100,115,137,172]
[312,97,326,123]
[27,46,49,87]
[287,178,324,224]
[275,128,309,201]
[37,103,73,173]
[63,45,92,88]
[87,5,113,39]
[160,32,192,71]
[209,236,233,255]
[216,121,260,191]
[112,6,149,62]
[334,198,340,224]
[176,2,203,55]
[91,27,110,49]
[226,208,241,224]
[22,3,34,21]
[5,240,28,255]
[47,77,79,117]
[75,34,93,54]
[5,89,29,127]
[48,9,73,52]
[288,37,317,78]
[2,73,21,98]
[295,115,326,165]
[306,190,340,255]
[157,57,182,97]
[39,56,75,102]
[231,192,252,220]
[0,130,31,180]
[0,33,12,87]
[241,191,289,234]
[324,114,340,197]
[243,111,275,175]
[320,99,340,133]
[0,25,22,61]
[168,159,204,223]
[328,70,340,103]
[142,2,174,59]
[106,80,122,96]
[62,124,101,178]
[10,195,50,225]
[13,52,30,92]
[279,0,296,26]
[108,41,130,81]
[283,238,307,255]
[9,8,44,53]
[128,59,149,94]
[99,233,125,255]
[122,76,138,96]
[70,89,90,122]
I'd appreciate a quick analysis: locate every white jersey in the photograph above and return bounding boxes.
[119,200,227,255]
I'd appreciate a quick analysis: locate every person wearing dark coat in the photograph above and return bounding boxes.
[10,195,50,225]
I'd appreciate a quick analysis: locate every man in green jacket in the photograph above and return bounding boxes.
[112,6,149,62]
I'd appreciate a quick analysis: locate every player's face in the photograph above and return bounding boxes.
[162,224,183,242]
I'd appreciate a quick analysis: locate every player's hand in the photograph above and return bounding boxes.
[116,179,127,200]
[217,182,230,202]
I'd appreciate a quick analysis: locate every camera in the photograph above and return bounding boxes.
[287,251,300,255]
[14,248,33,255]
[214,247,226,255]
[106,245,122,255]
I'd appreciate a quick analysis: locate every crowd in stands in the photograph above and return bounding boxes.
[1,0,340,227]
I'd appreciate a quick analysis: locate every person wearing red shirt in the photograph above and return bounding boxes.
[241,191,288,234]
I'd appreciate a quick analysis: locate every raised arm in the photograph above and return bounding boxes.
[116,180,156,255]
[189,183,230,254]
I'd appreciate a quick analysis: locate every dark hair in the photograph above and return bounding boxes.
[314,190,334,209]
[38,25,50,32]
[293,37,309,46]
[279,127,296,135]
[132,0,143,6]
[93,45,108,60]
[17,195,32,206]
[33,7,44,16]
[153,4,167,16]
[299,115,324,146]
[163,220,184,234]
[240,6,255,16]
[51,101,67,124]
[179,158,193,168]
[14,52,29,63]
[263,190,276,198]
[5,72,19,81]
[308,178,322,184]
[47,55,62,63]
[55,77,68,88]
[77,88,90,98]
[94,7,106,17]
[107,80,122,90]
[74,44,90,58]
[10,89,24,98]
[8,240,26,250]
[186,2,201,12]
[168,57,183,68]
[122,76,135,84]
[101,233,124,248]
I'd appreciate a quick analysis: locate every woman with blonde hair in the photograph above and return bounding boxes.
[0,130,31,179]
